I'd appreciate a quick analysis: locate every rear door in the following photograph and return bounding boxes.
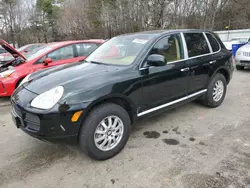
[205,32,229,73]
[184,32,213,94]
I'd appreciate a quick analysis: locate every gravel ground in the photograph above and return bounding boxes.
[1,70,250,188]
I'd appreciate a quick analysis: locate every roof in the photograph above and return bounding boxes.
[45,39,105,48]
[120,29,213,37]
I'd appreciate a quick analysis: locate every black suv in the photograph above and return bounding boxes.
[11,30,233,160]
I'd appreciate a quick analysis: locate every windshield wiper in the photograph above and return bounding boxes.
[90,61,104,65]
[79,59,102,64]
[80,59,108,65]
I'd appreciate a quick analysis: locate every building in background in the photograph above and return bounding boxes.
[215,29,250,51]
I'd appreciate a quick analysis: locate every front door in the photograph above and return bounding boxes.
[33,45,79,71]
[140,34,189,113]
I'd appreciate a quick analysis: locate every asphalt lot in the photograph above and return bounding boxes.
[1,69,250,188]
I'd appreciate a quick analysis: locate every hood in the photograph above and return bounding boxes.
[238,44,250,52]
[24,62,117,95]
[0,39,26,60]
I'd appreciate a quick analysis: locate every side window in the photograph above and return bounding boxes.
[34,56,46,64]
[76,43,98,57]
[150,34,184,62]
[206,33,220,52]
[48,45,74,61]
[184,33,210,57]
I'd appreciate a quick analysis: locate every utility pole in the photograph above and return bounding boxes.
[226,19,231,41]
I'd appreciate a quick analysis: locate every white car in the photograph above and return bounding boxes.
[235,43,250,70]
[223,38,250,51]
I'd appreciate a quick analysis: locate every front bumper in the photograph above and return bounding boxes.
[11,100,82,144]
[235,60,250,67]
[235,54,250,67]
[0,78,16,97]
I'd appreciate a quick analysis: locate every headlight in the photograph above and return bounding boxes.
[31,86,64,110]
[19,74,31,86]
[236,51,241,56]
[0,69,15,78]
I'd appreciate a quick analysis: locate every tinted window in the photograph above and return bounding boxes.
[48,45,74,61]
[150,34,184,62]
[0,48,6,54]
[76,43,98,56]
[184,33,210,57]
[34,56,46,64]
[206,33,220,52]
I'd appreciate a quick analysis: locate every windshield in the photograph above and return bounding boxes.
[86,34,154,65]
[26,46,53,61]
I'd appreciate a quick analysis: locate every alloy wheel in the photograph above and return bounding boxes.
[94,116,124,151]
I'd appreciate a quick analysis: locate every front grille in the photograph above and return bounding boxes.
[240,60,250,64]
[243,52,250,57]
[25,113,40,131]
[12,100,40,132]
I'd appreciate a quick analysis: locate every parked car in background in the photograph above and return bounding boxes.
[0,45,46,64]
[0,39,104,96]
[223,38,250,51]
[0,47,7,54]
[0,43,45,64]
[11,29,233,160]
[235,42,250,70]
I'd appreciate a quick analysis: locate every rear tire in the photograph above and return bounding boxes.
[201,73,227,108]
[79,103,131,160]
[236,65,244,70]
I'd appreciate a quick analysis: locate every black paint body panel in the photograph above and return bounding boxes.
[11,29,234,143]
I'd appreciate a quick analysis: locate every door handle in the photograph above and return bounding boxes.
[209,60,216,64]
[181,67,189,72]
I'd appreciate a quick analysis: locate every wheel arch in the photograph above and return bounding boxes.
[15,77,25,88]
[211,67,230,84]
[82,94,136,125]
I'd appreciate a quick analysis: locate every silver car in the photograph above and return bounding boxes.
[235,43,250,70]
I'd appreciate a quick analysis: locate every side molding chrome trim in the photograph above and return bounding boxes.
[137,89,207,117]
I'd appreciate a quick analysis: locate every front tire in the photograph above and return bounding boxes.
[202,73,227,108]
[236,65,244,70]
[79,103,131,160]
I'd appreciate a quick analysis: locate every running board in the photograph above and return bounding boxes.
[137,89,207,117]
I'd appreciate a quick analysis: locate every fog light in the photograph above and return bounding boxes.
[71,111,83,122]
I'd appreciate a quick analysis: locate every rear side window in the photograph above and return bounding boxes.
[206,33,220,52]
[184,33,210,57]
[75,43,98,57]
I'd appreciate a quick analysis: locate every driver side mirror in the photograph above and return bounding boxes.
[147,54,166,67]
[43,58,52,66]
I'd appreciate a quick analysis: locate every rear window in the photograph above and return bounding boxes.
[206,33,220,52]
[184,33,210,57]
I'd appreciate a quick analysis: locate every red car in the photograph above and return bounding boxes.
[0,39,104,97]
